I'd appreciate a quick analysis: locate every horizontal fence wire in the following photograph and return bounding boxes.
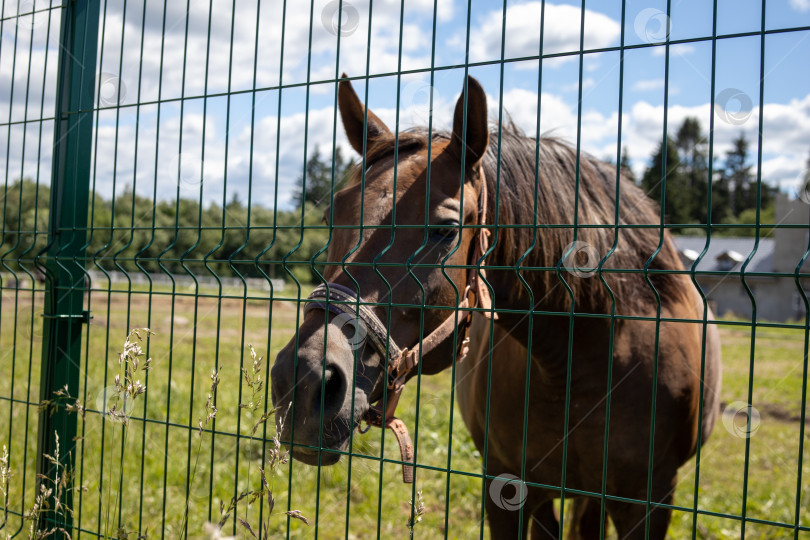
[0,0,808,538]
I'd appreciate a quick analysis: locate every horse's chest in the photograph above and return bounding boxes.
[456,337,564,454]
[454,326,609,488]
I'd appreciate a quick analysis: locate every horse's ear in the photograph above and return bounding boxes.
[450,75,489,168]
[338,73,392,154]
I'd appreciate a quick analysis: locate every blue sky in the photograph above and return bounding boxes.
[1,0,809,211]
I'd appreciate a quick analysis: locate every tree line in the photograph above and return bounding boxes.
[637,117,779,234]
[1,121,799,282]
[0,180,331,283]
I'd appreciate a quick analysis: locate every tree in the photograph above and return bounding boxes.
[1,179,50,245]
[713,133,782,236]
[710,167,732,224]
[0,179,50,274]
[721,133,777,217]
[800,147,810,202]
[619,147,635,183]
[641,135,694,225]
[724,134,755,213]
[292,146,350,208]
[675,117,709,224]
[721,204,776,238]
[0,178,333,283]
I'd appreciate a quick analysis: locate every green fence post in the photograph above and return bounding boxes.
[35,0,99,532]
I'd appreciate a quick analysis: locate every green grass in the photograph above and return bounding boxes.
[0,286,808,538]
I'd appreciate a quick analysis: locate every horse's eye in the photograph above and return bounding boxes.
[429,220,460,244]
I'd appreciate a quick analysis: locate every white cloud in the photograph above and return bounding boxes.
[0,15,58,123]
[4,0,808,216]
[76,74,467,210]
[621,95,810,192]
[71,82,810,210]
[498,88,619,147]
[633,79,665,92]
[94,0,442,106]
[0,0,455,207]
[762,155,805,193]
[406,0,455,21]
[790,0,810,12]
[560,78,596,93]
[652,44,695,56]
[375,75,456,130]
[468,2,621,65]
[494,88,810,196]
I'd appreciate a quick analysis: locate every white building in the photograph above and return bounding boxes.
[673,195,810,322]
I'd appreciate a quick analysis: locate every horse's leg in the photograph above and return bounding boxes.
[606,500,672,540]
[566,497,609,540]
[528,501,559,540]
[605,475,676,540]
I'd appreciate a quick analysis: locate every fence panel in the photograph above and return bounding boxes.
[0,1,809,538]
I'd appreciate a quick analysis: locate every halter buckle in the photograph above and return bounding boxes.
[389,347,418,392]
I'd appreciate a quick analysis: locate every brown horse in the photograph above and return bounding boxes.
[271,75,722,539]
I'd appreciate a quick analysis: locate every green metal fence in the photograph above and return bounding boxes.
[0,0,809,538]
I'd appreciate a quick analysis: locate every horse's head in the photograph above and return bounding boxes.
[271,75,491,466]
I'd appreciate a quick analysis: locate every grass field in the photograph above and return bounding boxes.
[1,283,809,539]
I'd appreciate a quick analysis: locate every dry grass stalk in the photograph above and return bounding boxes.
[0,445,10,499]
[1,444,11,530]
[408,490,426,538]
[24,432,87,539]
[38,385,84,427]
[102,328,152,536]
[108,328,153,425]
[208,347,304,538]
[19,333,304,538]
[199,367,221,434]
[181,366,222,535]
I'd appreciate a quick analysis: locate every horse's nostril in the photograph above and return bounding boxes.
[313,365,346,420]
[324,366,341,396]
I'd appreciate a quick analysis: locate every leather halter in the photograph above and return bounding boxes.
[304,165,495,483]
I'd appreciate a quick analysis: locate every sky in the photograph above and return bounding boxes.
[1,0,809,211]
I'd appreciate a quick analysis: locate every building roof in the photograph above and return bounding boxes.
[672,236,775,273]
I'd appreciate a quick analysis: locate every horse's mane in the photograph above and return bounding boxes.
[474,123,686,315]
[358,123,686,315]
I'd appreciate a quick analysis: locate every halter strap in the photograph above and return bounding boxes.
[305,282,402,362]
[303,164,495,483]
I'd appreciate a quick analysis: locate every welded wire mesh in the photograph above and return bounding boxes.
[0,0,809,538]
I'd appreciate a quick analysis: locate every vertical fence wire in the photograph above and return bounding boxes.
[689,1,720,537]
